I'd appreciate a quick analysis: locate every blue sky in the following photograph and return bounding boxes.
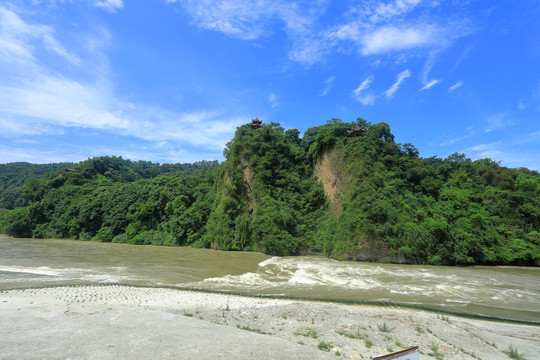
[1,1,539,170]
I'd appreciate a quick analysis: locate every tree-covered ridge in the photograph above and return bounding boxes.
[0,162,75,210]
[0,156,219,245]
[203,122,326,255]
[1,120,539,266]
[314,120,539,265]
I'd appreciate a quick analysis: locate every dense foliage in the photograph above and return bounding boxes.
[314,120,539,266]
[0,156,219,246]
[203,123,326,255]
[0,162,75,209]
[1,120,539,265]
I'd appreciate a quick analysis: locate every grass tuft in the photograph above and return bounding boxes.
[317,341,333,351]
[377,322,392,333]
[503,345,526,360]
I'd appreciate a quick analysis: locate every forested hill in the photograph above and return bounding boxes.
[1,120,539,266]
[0,162,76,210]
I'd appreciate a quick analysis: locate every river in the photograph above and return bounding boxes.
[1,235,538,323]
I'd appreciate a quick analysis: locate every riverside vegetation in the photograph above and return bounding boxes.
[1,119,539,266]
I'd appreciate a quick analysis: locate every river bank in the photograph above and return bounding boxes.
[1,285,538,359]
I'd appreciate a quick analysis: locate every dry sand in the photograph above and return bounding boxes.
[1,285,538,359]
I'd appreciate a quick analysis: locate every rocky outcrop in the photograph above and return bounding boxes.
[314,149,350,216]
[240,156,254,210]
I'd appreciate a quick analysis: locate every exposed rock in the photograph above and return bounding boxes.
[314,149,350,216]
[240,156,254,210]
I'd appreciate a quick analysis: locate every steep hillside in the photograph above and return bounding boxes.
[1,119,539,266]
[203,122,327,255]
[314,149,349,216]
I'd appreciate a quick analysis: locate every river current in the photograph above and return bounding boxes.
[1,235,538,323]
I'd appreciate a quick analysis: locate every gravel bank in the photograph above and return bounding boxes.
[1,285,538,359]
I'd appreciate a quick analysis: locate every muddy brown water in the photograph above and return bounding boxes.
[1,235,538,323]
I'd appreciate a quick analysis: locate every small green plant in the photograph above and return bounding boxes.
[460,347,482,360]
[295,329,318,339]
[335,351,341,356]
[336,330,365,340]
[416,326,424,334]
[318,341,333,351]
[237,325,270,335]
[378,322,392,333]
[183,310,193,317]
[503,345,526,360]
[365,339,373,348]
[428,343,443,360]
[395,340,402,347]
[387,347,394,353]
[439,315,451,323]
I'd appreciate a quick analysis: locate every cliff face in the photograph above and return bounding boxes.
[314,149,349,216]
[314,148,410,264]
[240,156,254,210]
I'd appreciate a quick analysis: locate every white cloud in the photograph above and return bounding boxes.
[95,0,124,13]
[385,69,410,98]
[467,142,504,160]
[360,25,438,55]
[439,126,476,146]
[419,50,441,88]
[171,0,312,41]
[448,81,463,92]
[484,113,515,133]
[0,75,130,132]
[370,0,423,23]
[464,141,540,170]
[353,76,373,96]
[0,6,246,162]
[420,79,440,91]
[319,76,335,96]
[0,7,81,66]
[269,93,278,108]
[352,76,376,105]
[170,0,471,65]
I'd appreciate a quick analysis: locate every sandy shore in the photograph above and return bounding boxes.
[1,285,538,359]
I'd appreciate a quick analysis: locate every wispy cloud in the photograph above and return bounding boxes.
[0,7,81,66]
[319,76,335,96]
[484,113,515,133]
[448,81,463,92]
[420,79,440,91]
[385,69,410,98]
[360,25,438,55]
[439,126,476,146]
[463,140,540,170]
[269,93,278,108]
[419,51,442,90]
[95,0,124,13]
[169,0,313,41]
[170,0,472,65]
[352,76,375,105]
[369,0,423,23]
[0,6,245,163]
[467,141,504,160]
